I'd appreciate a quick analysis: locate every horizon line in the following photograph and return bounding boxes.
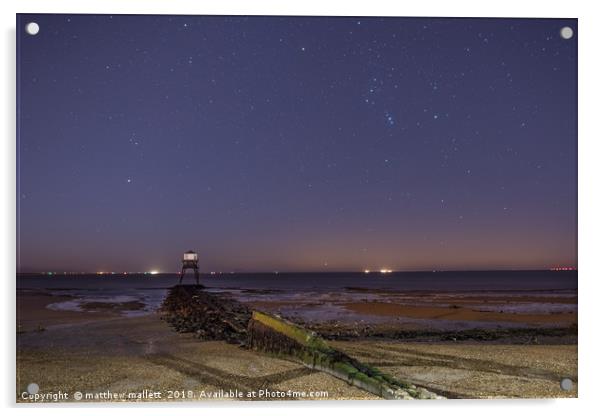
[17,267,578,275]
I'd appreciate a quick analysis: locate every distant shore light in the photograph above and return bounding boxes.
[149,270,159,275]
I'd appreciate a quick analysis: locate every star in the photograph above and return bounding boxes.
[384,112,395,126]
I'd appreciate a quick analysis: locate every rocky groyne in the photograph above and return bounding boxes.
[160,285,252,344]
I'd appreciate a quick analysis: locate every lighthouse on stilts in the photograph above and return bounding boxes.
[179,250,200,285]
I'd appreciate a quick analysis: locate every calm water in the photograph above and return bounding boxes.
[17,271,577,322]
[17,270,577,292]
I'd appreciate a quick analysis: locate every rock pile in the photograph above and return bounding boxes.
[159,285,252,344]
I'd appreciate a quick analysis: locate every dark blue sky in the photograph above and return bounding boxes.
[17,15,577,273]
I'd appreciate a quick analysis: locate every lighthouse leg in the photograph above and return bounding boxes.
[194,268,199,285]
[179,267,185,284]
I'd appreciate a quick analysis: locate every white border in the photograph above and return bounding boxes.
[2,1,601,415]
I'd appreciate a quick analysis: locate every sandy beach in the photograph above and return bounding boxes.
[17,290,373,402]
[16,289,577,401]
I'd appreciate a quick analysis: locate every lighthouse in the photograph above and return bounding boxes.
[180,250,200,285]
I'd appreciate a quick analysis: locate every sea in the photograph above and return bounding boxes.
[17,270,577,326]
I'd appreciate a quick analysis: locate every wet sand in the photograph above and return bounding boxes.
[342,301,577,325]
[16,291,121,332]
[16,290,577,401]
[17,290,144,332]
[244,288,578,331]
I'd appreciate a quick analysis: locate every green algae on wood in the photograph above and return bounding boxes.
[248,311,444,400]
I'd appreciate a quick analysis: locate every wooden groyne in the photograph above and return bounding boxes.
[160,286,445,400]
[248,311,443,399]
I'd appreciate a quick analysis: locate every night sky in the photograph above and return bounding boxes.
[17,15,577,273]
